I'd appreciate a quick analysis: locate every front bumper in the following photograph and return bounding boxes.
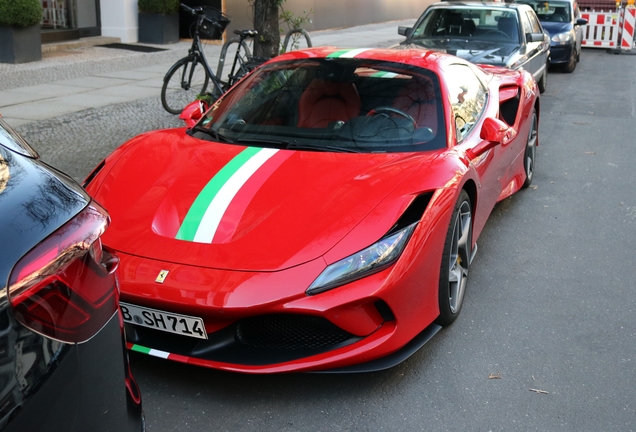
[549,43,575,64]
[116,224,445,373]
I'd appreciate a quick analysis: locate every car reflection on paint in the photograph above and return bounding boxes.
[0,117,144,431]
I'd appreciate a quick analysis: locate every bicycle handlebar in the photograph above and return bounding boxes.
[180,3,208,16]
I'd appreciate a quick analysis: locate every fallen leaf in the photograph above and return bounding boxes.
[488,372,501,379]
[529,388,549,394]
[529,185,538,190]
[584,152,596,155]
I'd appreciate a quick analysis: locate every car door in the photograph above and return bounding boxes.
[444,63,505,236]
[521,8,550,81]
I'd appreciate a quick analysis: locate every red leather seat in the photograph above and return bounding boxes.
[297,79,361,128]
[391,78,438,134]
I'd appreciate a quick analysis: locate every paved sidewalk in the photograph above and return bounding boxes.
[0,20,415,127]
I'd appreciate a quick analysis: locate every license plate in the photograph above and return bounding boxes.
[120,302,208,340]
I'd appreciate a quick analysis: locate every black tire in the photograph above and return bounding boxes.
[161,58,210,115]
[436,190,472,327]
[522,108,538,189]
[562,48,577,73]
[538,65,548,93]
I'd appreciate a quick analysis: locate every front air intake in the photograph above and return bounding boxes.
[235,314,355,350]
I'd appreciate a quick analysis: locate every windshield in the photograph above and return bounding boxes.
[516,0,571,22]
[194,59,446,153]
[412,8,521,44]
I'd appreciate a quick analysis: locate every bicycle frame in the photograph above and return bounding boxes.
[179,6,225,96]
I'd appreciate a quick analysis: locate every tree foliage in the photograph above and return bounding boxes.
[138,0,180,14]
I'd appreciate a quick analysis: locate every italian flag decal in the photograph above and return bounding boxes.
[130,344,189,362]
[327,48,371,58]
[176,147,291,244]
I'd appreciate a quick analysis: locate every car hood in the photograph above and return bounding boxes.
[540,21,572,36]
[402,39,519,67]
[93,130,434,272]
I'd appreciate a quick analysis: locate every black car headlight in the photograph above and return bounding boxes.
[306,222,417,296]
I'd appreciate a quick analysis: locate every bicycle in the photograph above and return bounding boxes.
[161,4,259,114]
[216,29,265,90]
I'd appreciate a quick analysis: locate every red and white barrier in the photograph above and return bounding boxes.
[581,7,636,49]
[620,7,636,49]
[582,11,620,47]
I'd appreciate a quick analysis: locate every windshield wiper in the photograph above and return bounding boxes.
[191,126,234,143]
[235,137,291,148]
[285,142,361,153]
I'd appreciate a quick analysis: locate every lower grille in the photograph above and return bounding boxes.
[235,314,355,351]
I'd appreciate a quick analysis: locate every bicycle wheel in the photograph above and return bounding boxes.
[161,58,210,115]
[282,28,313,52]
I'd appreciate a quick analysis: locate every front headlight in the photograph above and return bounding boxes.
[551,31,573,44]
[306,222,418,296]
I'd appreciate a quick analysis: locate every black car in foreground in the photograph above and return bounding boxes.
[0,117,144,431]
[399,1,551,93]
[514,0,587,72]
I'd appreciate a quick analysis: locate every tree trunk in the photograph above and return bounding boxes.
[253,0,280,59]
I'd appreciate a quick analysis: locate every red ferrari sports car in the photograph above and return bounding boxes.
[85,47,539,373]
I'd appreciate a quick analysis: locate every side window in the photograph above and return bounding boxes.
[521,12,533,34]
[525,11,543,33]
[445,64,487,142]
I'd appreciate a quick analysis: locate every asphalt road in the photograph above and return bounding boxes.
[17,48,636,431]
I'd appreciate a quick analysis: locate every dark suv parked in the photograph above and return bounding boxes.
[0,117,144,432]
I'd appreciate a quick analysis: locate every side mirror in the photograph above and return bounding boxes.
[526,32,545,43]
[179,100,206,128]
[398,26,413,38]
[576,18,588,26]
[480,117,514,144]
[468,117,516,158]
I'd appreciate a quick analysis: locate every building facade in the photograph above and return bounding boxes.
[40,0,102,43]
[42,0,430,44]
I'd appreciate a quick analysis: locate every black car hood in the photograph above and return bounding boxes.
[402,39,519,67]
[541,21,571,36]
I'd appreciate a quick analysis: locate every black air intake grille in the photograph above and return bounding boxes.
[235,314,355,351]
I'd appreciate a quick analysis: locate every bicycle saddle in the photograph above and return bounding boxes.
[234,29,258,37]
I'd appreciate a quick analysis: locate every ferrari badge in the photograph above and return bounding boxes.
[155,270,169,283]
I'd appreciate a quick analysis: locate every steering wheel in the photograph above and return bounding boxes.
[482,29,511,39]
[367,106,417,128]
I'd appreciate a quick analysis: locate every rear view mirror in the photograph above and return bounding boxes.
[526,32,545,43]
[576,18,588,26]
[179,100,206,128]
[398,26,413,38]
[467,117,517,159]
[480,117,513,144]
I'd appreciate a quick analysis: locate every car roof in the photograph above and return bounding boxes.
[270,46,471,72]
[430,1,529,10]
[513,0,575,4]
